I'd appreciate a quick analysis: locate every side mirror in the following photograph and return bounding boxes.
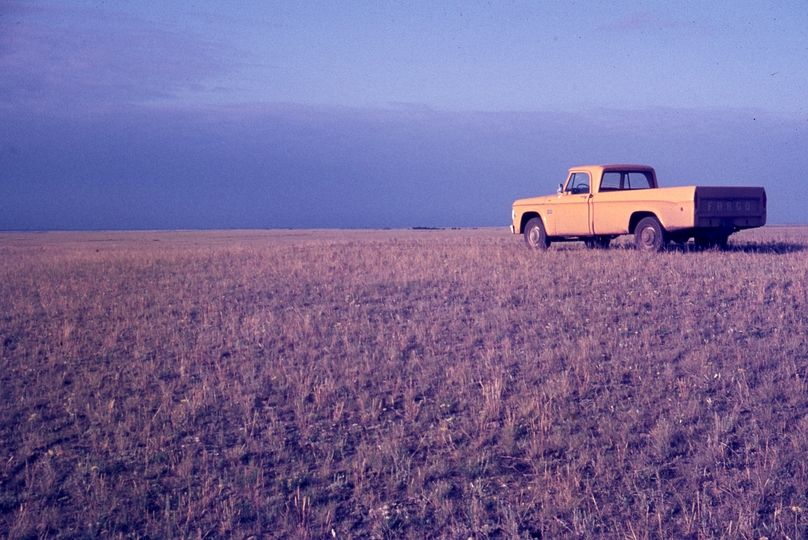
[557,183,563,194]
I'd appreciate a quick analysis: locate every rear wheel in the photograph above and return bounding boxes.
[634,217,667,252]
[524,217,550,250]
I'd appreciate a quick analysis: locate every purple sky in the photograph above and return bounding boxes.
[1,1,806,229]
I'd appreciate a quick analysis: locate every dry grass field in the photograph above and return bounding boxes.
[1,226,808,539]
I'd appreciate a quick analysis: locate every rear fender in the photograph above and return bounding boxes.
[628,212,658,234]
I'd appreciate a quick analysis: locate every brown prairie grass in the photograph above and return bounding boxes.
[1,226,807,539]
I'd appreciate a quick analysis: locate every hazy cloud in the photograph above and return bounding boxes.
[0,2,233,113]
[600,12,658,31]
[599,11,703,33]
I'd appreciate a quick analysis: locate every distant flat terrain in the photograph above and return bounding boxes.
[1,223,804,248]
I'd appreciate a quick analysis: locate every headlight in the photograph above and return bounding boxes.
[511,208,516,221]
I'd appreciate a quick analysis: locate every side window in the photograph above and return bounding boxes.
[600,172,621,191]
[565,172,591,195]
[626,172,652,190]
[599,170,653,191]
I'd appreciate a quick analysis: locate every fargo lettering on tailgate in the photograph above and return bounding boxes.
[706,200,755,213]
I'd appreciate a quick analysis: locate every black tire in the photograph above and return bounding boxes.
[634,217,667,252]
[524,217,550,250]
[584,236,611,249]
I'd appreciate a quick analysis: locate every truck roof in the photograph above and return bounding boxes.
[569,164,655,172]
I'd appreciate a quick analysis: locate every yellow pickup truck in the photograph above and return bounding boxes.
[511,164,766,251]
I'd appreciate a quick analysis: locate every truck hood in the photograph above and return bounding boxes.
[513,195,557,207]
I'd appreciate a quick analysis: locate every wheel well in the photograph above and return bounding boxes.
[628,212,658,234]
[519,212,541,234]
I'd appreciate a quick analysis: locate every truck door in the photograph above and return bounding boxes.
[553,172,592,236]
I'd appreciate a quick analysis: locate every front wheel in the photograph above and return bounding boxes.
[634,217,667,252]
[524,217,550,250]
